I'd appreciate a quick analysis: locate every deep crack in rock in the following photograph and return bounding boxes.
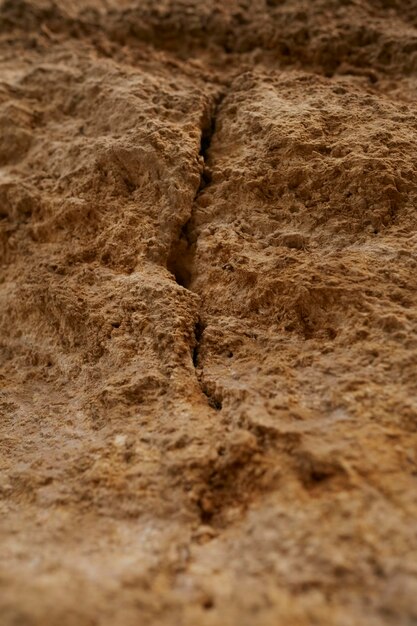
[167,89,226,290]
[192,317,205,368]
[167,90,227,410]
[4,4,417,621]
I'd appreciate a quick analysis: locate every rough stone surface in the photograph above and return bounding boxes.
[1,1,417,625]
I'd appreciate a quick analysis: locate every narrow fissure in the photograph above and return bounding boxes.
[192,317,223,412]
[192,318,205,368]
[167,89,226,290]
[167,89,227,409]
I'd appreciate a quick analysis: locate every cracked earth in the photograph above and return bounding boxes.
[1,1,417,625]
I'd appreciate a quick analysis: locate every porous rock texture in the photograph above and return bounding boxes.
[1,1,417,625]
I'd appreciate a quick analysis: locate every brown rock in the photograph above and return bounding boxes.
[1,1,417,625]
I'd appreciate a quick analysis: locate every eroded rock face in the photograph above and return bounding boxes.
[1,1,417,625]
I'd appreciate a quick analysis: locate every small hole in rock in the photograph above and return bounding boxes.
[310,470,332,483]
[202,598,215,610]
[209,398,222,411]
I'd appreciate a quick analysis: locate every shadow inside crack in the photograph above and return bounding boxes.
[167,222,194,288]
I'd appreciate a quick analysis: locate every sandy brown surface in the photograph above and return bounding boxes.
[1,1,417,624]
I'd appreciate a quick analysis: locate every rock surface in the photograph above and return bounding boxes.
[1,1,417,625]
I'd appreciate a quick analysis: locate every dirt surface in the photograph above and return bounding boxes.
[1,1,417,624]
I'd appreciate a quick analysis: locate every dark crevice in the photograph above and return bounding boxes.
[167,222,193,288]
[168,88,228,409]
[200,95,222,161]
[168,89,226,290]
[203,390,223,411]
[192,318,205,367]
[192,317,223,412]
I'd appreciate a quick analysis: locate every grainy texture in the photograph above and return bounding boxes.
[1,1,417,625]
